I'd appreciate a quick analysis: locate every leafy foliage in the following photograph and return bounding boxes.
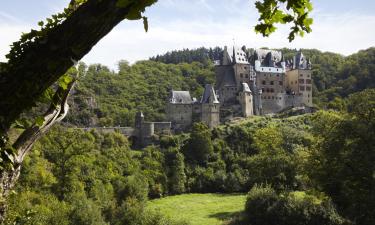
[244,185,347,225]
[65,60,214,127]
[307,89,375,225]
[254,0,313,41]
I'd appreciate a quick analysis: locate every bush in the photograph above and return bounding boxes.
[244,185,347,225]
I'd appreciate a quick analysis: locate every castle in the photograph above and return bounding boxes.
[166,46,313,130]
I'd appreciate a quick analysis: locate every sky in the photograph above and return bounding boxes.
[0,0,375,69]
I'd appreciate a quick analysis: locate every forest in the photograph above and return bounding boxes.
[65,47,375,127]
[7,88,375,225]
[1,0,373,224]
[5,46,375,224]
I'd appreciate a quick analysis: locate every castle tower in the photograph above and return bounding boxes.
[285,50,313,107]
[200,84,220,128]
[135,111,144,129]
[253,49,286,114]
[166,90,194,131]
[238,83,254,117]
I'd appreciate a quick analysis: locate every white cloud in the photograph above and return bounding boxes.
[81,11,375,68]
[0,24,31,62]
[1,3,374,69]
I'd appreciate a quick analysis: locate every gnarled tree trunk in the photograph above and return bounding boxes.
[0,0,156,134]
[0,80,76,222]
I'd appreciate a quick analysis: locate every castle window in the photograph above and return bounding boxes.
[300,86,305,91]
[262,88,265,92]
[300,74,303,77]
[244,66,247,69]
[270,88,274,93]
[306,79,312,84]
[299,79,304,84]
[277,74,279,77]
[262,80,266,85]
[279,81,283,85]
[306,86,311,91]
[270,81,274,85]
[272,96,274,99]
[307,75,310,78]
[245,74,249,78]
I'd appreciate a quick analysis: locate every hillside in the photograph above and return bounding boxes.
[64,47,375,128]
[7,88,375,225]
[65,60,215,127]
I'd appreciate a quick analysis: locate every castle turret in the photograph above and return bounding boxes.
[285,50,313,107]
[200,84,220,128]
[238,83,254,117]
[135,111,144,129]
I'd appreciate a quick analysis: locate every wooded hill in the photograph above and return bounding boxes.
[8,88,375,225]
[65,47,375,127]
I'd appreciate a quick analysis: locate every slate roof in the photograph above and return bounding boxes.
[292,51,312,69]
[170,91,193,104]
[201,84,219,104]
[216,67,237,88]
[254,49,283,67]
[222,46,250,65]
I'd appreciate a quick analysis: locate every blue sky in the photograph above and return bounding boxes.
[1,0,375,68]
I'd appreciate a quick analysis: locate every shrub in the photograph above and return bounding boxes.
[244,185,347,225]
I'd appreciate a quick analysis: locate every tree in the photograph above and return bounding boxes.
[244,185,346,225]
[0,0,314,220]
[164,148,186,194]
[308,90,375,225]
[183,123,213,165]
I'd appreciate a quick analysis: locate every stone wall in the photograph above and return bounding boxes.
[166,103,193,130]
[201,103,220,128]
[153,122,172,135]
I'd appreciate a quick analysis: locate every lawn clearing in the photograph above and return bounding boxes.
[147,193,246,225]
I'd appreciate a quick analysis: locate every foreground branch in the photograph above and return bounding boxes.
[0,0,156,133]
[0,80,76,222]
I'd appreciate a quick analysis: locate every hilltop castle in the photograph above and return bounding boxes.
[166,46,313,131]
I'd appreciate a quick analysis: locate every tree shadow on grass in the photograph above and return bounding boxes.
[209,211,242,221]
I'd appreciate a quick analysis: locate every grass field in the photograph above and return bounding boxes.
[147,193,246,225]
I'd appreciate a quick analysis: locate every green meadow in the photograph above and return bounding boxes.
[147,193,247,225]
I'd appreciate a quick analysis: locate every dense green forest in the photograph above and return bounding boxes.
[8,88,375,225]
[65,47,375,127]
[65,60,215,127]
[9,46,374,225]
